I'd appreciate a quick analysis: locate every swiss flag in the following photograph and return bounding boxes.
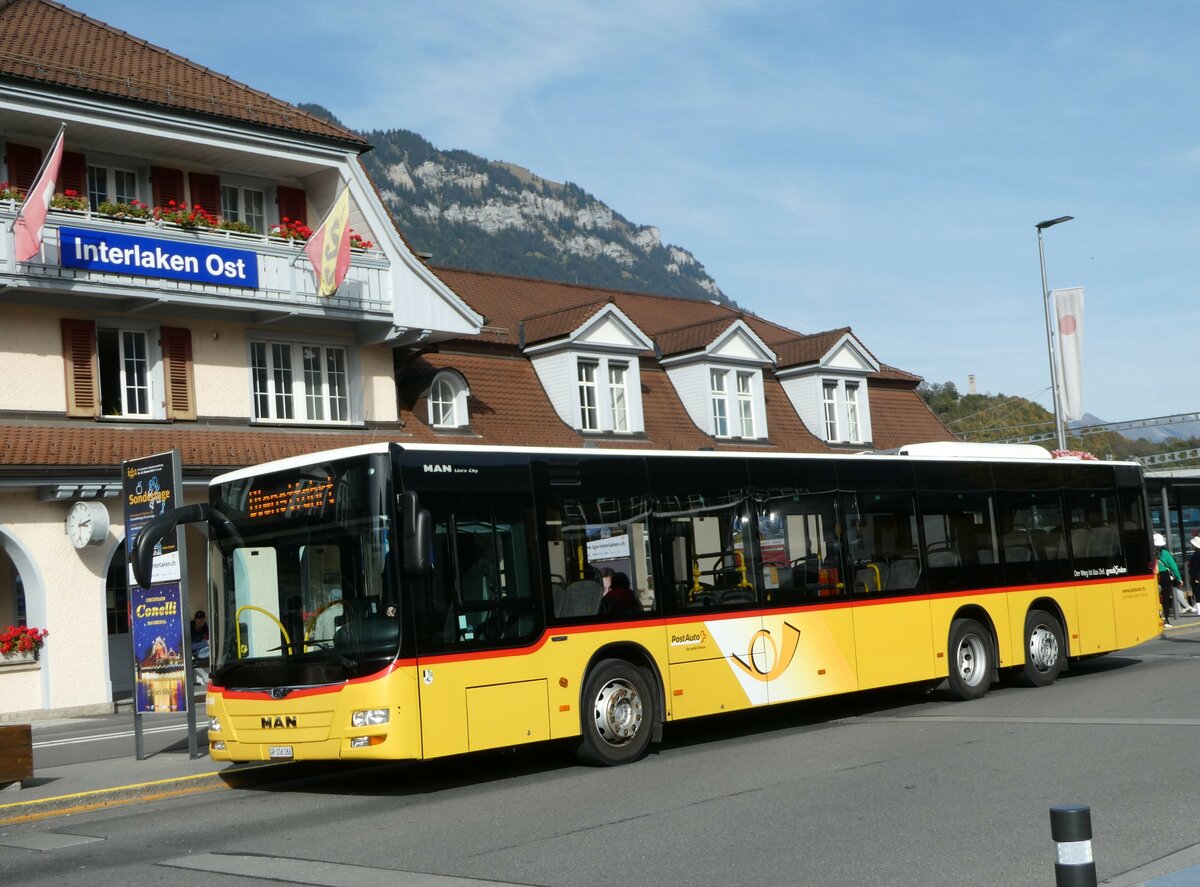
[13,126,65,263]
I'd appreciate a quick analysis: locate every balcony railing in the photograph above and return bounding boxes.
[0,203,392,320]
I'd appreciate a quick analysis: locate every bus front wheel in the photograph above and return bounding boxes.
[946,618,993,701]
[576,659,654,766]
[1019,609,1064,687]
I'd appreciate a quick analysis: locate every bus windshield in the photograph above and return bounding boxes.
[207,452,398,689]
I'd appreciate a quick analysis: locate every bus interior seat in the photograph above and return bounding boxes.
[925,544,961,568]
[853,561,888,594]
[1003,529,1037,562]
[559,580,604,617]
[1088,526,1119,558]
[1070,527,1091,559]
[719,588,755,605]
[886,557,920,590]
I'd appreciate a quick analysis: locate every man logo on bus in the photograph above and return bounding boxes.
[261,715,298,729]
[731,622,801,682]
[423,464,453,473]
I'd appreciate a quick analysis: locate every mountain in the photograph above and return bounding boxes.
[295,105,731,304]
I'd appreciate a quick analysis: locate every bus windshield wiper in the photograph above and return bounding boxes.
[324,649,357,668]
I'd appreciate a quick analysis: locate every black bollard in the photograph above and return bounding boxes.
[1050,804,1097,887]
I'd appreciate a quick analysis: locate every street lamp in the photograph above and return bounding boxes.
[1036,215,1073,451]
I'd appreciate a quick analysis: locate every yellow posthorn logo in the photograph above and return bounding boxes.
[732,622,801,681]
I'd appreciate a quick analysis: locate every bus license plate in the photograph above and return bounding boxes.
[268,745,294,760]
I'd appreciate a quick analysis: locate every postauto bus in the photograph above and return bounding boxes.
[132,442,1160,766]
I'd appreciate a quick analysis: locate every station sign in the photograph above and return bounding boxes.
[59,225,259,288]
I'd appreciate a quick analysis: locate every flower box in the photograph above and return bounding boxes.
[0,649,37,669]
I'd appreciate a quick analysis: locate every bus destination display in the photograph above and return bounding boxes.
[247,476,336,519]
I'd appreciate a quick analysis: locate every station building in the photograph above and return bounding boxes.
[0,0,952,719]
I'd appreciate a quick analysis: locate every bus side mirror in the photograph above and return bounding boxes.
[131,503,212,588]
[401,491,431,576]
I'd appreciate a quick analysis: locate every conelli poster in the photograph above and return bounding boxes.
[123,450,187,714]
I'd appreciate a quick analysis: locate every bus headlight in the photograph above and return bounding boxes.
[351,708,390,728]
[208,717,222,732]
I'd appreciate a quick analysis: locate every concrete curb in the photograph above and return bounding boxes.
[0,763,280,825]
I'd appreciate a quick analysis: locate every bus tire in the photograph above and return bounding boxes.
[575,659,654,766]
[1020,609,1065,687]
[946,618,992,701]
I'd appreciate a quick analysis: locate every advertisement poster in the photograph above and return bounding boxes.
[122,450,187,715]
[123,452,180,585]
[129,583,188,713]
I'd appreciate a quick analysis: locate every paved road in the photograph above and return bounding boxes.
[6,629,1200,886]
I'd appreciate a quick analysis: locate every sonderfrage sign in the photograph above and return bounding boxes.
[59,225,260,288]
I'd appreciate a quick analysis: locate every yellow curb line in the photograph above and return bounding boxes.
[0,764,278,826]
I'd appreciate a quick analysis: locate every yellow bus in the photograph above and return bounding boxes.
[132,442,1160,766]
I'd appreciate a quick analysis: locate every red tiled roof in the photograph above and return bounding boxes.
[867,381,957,449]
[655,317,746,358]
[0,0,366,147]
[521,300,609,347]
[0,424,395,472]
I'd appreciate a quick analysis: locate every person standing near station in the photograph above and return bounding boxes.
[1155,534,1189,622]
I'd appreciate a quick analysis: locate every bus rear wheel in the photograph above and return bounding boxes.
[946,618,993,701]
[576,659,654,766]
[1019,609,1065,687]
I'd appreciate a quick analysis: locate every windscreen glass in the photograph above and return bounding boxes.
[207,453,398,688]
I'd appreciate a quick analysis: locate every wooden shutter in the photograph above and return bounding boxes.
[188,172,221,219]
[60,151,87,198]
[161,327,196,421]
[61,318,99,418]
[277,186,307,226]
[6,143,42,192]
[150,166,185,208]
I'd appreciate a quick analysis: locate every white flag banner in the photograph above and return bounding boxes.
[1052,286,1085,421]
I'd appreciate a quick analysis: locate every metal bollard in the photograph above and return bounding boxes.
[1050,804,1097,887]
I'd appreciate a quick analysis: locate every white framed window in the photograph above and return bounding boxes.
[578,361,599,431]
[428,371,469,429]
[221,184,267,233]
[251,340,351,424]
[736,372,755,438]
[823,382,839,440]
[846,383,861,443]
[608,363,629,432]
[711,369,729,437]
[87,165,138,210]
[97,327,151,418]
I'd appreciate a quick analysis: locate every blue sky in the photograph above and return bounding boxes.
[73,1,1198,426]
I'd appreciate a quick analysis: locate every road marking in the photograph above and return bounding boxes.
[160,853,535,886]
[0,831,104,850]
[33,723,200,749]
[852,715,1200,726]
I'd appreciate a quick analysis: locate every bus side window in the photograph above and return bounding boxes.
[655,494,757,613]
[543,493,656,622]
[756,492,843,603]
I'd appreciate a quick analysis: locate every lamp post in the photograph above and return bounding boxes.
[1037,216,1073,451]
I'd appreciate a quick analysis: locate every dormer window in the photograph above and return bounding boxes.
[710,370,729,436]
[428,370,470,429]
[736,372,755,437]
[823,382,838,439]
[777,329,878,447]
[608,363,629,432]
[846,383,862,442]
[526,302,652,436]
[706,368,760,438]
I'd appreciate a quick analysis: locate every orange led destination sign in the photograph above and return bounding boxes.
[247,476,336,519]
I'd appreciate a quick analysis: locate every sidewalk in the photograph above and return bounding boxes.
[0,705,280,826]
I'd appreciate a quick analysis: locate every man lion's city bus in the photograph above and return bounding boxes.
[132,442,1160,767]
